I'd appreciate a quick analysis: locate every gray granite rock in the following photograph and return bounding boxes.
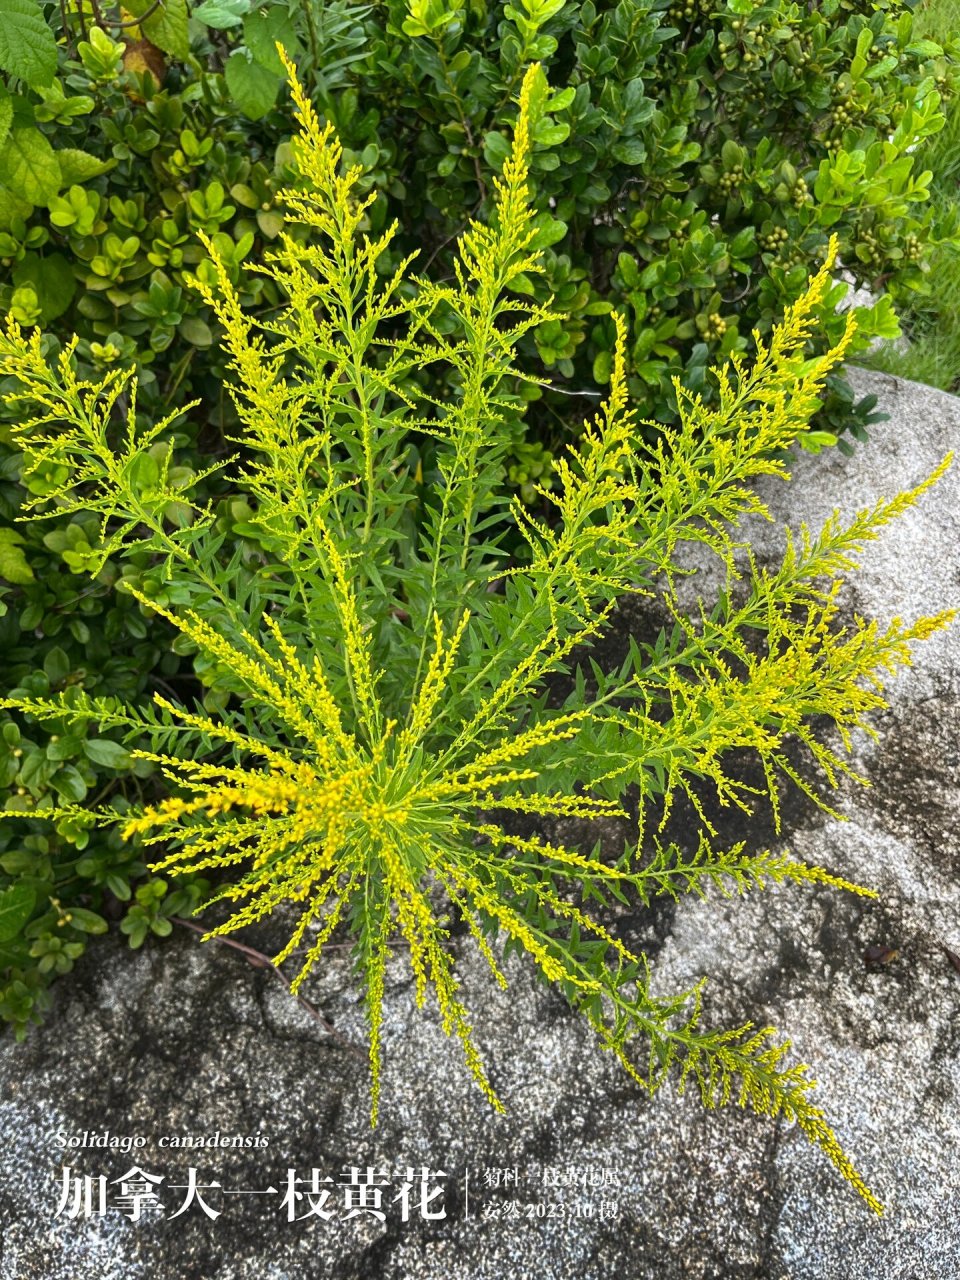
[1,367,958,1280]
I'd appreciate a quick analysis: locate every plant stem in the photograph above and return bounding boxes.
[171,915,364,1057]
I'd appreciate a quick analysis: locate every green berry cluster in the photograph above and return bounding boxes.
[718,164,745,196]
[831,92,861,132]
[736,24,769,68]
[702,312,727,339]
[857,227,882,266]
[668,0,710,24]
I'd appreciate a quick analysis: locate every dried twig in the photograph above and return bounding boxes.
[171,917,363,1058]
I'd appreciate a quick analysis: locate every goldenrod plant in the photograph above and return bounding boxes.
[0,55,952,1215]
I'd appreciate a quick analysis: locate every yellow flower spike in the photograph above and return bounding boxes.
[400,610,471,755]
[260,613,354,753]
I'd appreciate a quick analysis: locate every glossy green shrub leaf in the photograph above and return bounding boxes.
[83,739,132,769]
[0,885,35,941]
[42,646,70,684]
[178,315,213,346]
[12,253,75,323]
[50,766,88,803]
[65,907,108,935]
[0,529,32,584]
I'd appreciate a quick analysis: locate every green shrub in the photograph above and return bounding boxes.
[0,8,291,1034]
[0,60,952,1213]
[345,0,960,449]
[0,1,958,439]
[863,0,960,390]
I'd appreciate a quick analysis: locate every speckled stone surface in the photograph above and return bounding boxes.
[1,367,958,1280]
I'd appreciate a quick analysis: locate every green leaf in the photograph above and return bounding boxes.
[106,874,132,901]
[67,907,109,935]
[865,54,898,80]
[906,39,944,59]
[178,315,213,347]
[0,528,33,583]
[84,739,132,769]
[56,148,114,185]
[611,139,646,166]
[593,349,613,383]
[51,765,88,803]
[534,121,569,147]
[0,938,29,968]
[243,5,300,74]
[256,208,283,237]
[720,139,743,169]
[529,213,567,249]
[12,253,77,323]
[0,851,33,874]
[0,84,12,150]
[0,184,32,229]
[483,130,511,168]
[0,0,57,88]
[225,50,280,120]
[193,0,249,27]
[0,127,61,205]
[0,884,36,941]
[125,0,191,60]
[123,919,149,948]
[43,645,71,684]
